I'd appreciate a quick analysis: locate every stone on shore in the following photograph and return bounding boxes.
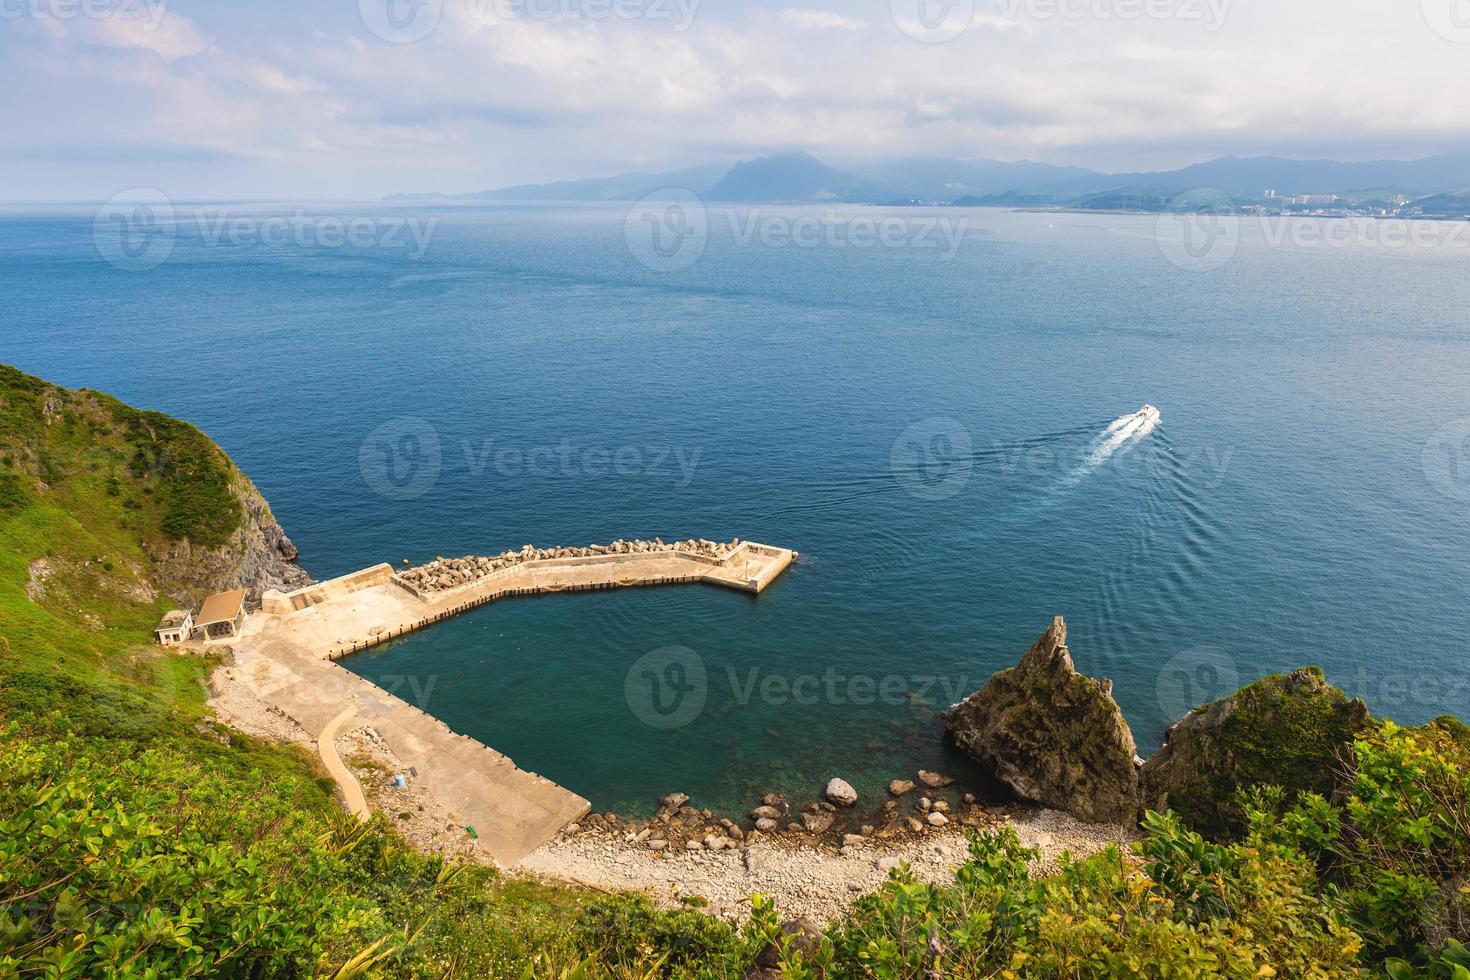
[825,777,858,806]
[943,616,1142,824]
[800,810,834,835]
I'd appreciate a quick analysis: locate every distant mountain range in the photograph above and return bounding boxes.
[388,150,1470,210]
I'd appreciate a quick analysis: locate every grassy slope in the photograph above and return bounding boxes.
[0,366,614,976]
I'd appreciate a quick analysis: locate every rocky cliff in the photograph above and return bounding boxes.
[1139,667,1371,837]
[1,364,310,614]
[149,472,311,607]
[943,617,1142,824]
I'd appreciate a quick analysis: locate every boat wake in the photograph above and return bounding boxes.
[1060,405,1161,487]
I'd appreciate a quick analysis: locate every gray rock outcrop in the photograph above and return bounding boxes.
[150,470,312,608]
[943,616,1141,824]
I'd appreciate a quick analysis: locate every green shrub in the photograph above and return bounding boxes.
[575,893,753,972]
[798,822,1362,979]
[0,468,26,512]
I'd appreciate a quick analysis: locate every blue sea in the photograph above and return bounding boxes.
[3,200,1468,813]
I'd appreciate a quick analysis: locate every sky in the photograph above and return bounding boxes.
[2,0,1469,200]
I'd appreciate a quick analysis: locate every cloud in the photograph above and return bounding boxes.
[2,0,1470,198]
[777,8,867,30]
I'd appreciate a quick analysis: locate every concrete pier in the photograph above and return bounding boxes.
[229,540,795,866]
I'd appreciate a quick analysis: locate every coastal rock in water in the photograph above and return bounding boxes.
[888,779,915,796]
[1140,667,1372,838]
[825,778,858,806]
[917,770,953,789]
[943,616,1142,824]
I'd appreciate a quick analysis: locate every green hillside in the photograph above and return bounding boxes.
[1,366,1466,977]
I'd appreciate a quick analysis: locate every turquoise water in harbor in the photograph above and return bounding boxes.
[3,202,1469,813]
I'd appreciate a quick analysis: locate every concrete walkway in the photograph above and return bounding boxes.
[319,707,370,821]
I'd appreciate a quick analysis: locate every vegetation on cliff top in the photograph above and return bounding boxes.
[0,363,243,549]
[1,366,1467,976]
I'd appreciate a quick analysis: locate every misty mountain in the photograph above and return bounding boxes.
[1412,191,1470,216]
[389,150,1470,206]
[704,153,881,202]
[847,157,1100,202]
[386,162,730,202]
[1044,152,1470,200]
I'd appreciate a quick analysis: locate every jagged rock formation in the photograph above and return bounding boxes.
[1140,667,1372,837]
[397,538,740,595]
[943,617,1142,824]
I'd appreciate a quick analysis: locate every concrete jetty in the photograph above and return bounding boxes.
[227,539,796,866]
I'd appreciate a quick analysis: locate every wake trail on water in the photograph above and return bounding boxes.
[752,423,1101,519]
[1065,408,1162,487]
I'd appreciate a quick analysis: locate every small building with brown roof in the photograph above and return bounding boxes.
[192,588,247,641]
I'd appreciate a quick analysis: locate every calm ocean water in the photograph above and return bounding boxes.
[3,201,1468,813]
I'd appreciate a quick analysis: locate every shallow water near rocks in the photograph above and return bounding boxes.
[4,202,1468,814]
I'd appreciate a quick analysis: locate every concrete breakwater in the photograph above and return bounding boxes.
[345,539,795,658]
[233,537,796,866]
[395,538,747,596]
